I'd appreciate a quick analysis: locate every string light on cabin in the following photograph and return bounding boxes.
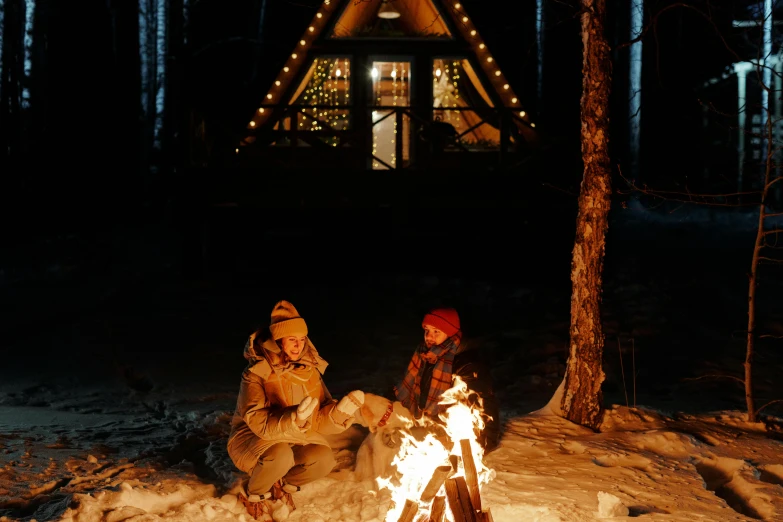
[292,53,298,59]
[511,97,517,103]
[316,12,322,18]
[455,2,461,8]
[309,26,315,32]
[284,67,289,72]
[462,16,468,22]
[300,39,306,46]
[470,30,476,36]
[275,80,281,86]
[503,84,509,89]
[479,43,485,49]
[258,108,265,113]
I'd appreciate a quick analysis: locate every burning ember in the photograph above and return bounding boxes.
[377,376,496,522]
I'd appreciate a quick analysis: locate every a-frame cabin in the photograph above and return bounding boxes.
[231,0,539,175]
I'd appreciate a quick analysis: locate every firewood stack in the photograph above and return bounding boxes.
[396,439,493,522]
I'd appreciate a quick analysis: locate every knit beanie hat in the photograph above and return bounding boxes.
[422,307,460,337]
[269,300,308,340]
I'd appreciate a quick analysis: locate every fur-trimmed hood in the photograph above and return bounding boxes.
[243,327,328,377]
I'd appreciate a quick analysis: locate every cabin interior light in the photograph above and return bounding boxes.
[378,0,401,19]
[371,67,379,78]
[435,68,442,77]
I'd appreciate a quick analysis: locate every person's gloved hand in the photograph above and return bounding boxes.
[295,396,317,430]
[330,390,364,425]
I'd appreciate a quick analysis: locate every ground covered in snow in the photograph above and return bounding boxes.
[2,202,783,521]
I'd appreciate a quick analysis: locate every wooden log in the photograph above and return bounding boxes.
[429,495,447,522]
[397,499,419,522]
[420,465,453,503]
[413,514,429,522]
[455,476,477,522]
[459,439,482,512]
[445,477,477,522]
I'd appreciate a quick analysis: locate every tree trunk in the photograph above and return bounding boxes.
[560,0,612,431]
[0,0,25,167]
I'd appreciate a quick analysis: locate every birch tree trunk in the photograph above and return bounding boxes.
[560,0,612,431]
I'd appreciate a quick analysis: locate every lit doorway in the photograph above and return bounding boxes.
[369,60,411,169]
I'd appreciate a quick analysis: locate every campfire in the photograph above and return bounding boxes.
[377,377,496,522]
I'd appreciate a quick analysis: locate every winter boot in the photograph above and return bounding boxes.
[238,491,273,521]
[271,479,298,512]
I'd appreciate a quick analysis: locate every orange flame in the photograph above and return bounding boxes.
[377,376,494,521]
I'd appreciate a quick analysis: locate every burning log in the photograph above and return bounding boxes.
[459,439,482,512]
[420,465,453,503]
[429,495,447,522]
[396,499,419,522]
[445,476,477,522]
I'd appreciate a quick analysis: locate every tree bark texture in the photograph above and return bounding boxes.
[561,0,612,431]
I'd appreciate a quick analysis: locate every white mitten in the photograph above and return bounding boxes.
[295,396,317,429]
[331,390,364,425]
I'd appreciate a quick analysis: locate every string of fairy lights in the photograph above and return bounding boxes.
[237,0,535,156]
[298,57,351,146]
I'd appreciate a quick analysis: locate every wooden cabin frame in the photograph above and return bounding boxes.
[233,0,539,173]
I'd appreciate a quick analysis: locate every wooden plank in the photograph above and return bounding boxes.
[429,495,447,522]
[460,439,482,512]
[454,476,477,522]
[397,499,419,522]
[445,478,468,522]
[420,465,453,503]
[483,508,494,522]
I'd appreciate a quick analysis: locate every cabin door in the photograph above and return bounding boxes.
[368,59,412,170]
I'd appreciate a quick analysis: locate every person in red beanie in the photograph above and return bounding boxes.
[393,307,500,451]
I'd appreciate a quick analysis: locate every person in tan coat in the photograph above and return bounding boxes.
[228,300,364,520]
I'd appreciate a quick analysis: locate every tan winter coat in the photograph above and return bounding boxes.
[227,328,350,474]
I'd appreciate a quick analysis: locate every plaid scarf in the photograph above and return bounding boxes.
[396,333,461,418]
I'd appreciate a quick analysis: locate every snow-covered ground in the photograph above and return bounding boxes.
[2,204,783,521]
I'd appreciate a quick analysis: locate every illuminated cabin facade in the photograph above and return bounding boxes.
[232,0,539,173]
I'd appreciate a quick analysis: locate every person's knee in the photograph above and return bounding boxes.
[259,443,296,474]
[308,445,336,475]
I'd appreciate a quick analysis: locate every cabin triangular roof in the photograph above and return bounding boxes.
[241,0,534,144]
